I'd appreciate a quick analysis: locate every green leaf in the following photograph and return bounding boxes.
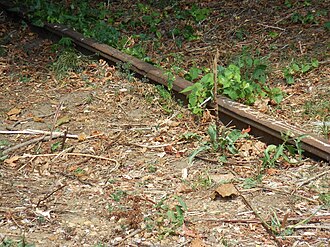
[292,63,300,72]
[301,64,311,73]
[167,210,176,221]
[175,196,188,211]
[188,145,210,164]
[286,75,295,84]
[324,21,330,31]
[207,124,217,143]
[311,59,319,68]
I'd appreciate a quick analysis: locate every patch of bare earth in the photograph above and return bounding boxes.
[0,15,329,247]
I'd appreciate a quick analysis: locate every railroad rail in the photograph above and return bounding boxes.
[1,4,329,161]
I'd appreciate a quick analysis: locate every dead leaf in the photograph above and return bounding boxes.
[33,116,45,122]
[266,168,280,176]
[78,133,87,141]
[8,115,19,121]
[190,237,206,247]
[168,120,180,127]
[4,156,20,166]
[7,108,21,116]
[241,126,251,134]
[176,183,193,193]
[154,136,165,142]
[164,145,176,154]
[209,173,235,183]
[182,223,198,238]
[211,183,238,200]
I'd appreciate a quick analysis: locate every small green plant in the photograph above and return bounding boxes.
[243,175,263,189]
[319,193,330,207]
[325,21,330,31]
[283,58,319,84]
[196,173,213,189]
[188,4,210,23]
[155,195,187,238]
[182,51,283,114]
[111,189,127,202]
[188,125,249,164]
[270,209,294,236]
[155,85,174,113]
[51,48,86,80]
[180,132,201,141]
[261,132,307,168]
[0,237,35,247]
[74,167,86,176]
[148,165,157,173]
[291,12,317,24]
[50,141,61,152]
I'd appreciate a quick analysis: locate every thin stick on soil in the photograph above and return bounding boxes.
[113,226,147,246]
[22,152,119,164]
[297,170,330,188]
[2,135,53,155]
[50,102,63,143]
[213,48,220,143]
[36,183,67,207]
[234,184,283,247]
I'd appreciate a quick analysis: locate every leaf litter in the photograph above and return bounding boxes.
[0,13,329,247]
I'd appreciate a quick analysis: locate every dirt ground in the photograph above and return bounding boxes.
[0,12,329,247]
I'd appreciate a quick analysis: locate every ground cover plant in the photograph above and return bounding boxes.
[0,2,329,247]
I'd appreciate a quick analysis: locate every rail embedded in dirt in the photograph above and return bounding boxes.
[1,4,329,161]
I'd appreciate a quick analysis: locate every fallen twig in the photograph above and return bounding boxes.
[113,226,146,246]
[1,129,103,155]
[257,23,285,31]
[0,129,79,138]
[57,172,94,186]
[36,183,67,207]
[296,170,330,188]
[2,136,52,155]
[22,152,119,164]
[234,185,283,247]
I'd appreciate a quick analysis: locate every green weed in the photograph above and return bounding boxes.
[319,193,330,207]
[50,141,61,152]
[155,85,174,114]
[261,132,307,169]
[51,47,86,80]
[155,195,187,238]
[182,51,283,115]
[0,237,35,247]
[243,175,263,189]
[283,58,319,84]
[111,189,127,202]
[188,124,249,164]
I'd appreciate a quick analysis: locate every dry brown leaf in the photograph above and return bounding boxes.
[154,136,165,142]
[182,223,198,238]
[4,156,20,166]
[266,168,280,176]
[176,183,193,193]
[7,108,22,116]
[164,145,175,154]
[78,133,87,141]
[209,173,235,183]
[190,237,206,247]
[211,183,238,200]
[168,120,180,127]
[33,116,45,122]
[8,115,19,121]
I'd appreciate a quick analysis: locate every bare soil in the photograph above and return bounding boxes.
[0,9,329,247]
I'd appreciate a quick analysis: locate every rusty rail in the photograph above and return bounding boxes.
[1,4,329,161]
